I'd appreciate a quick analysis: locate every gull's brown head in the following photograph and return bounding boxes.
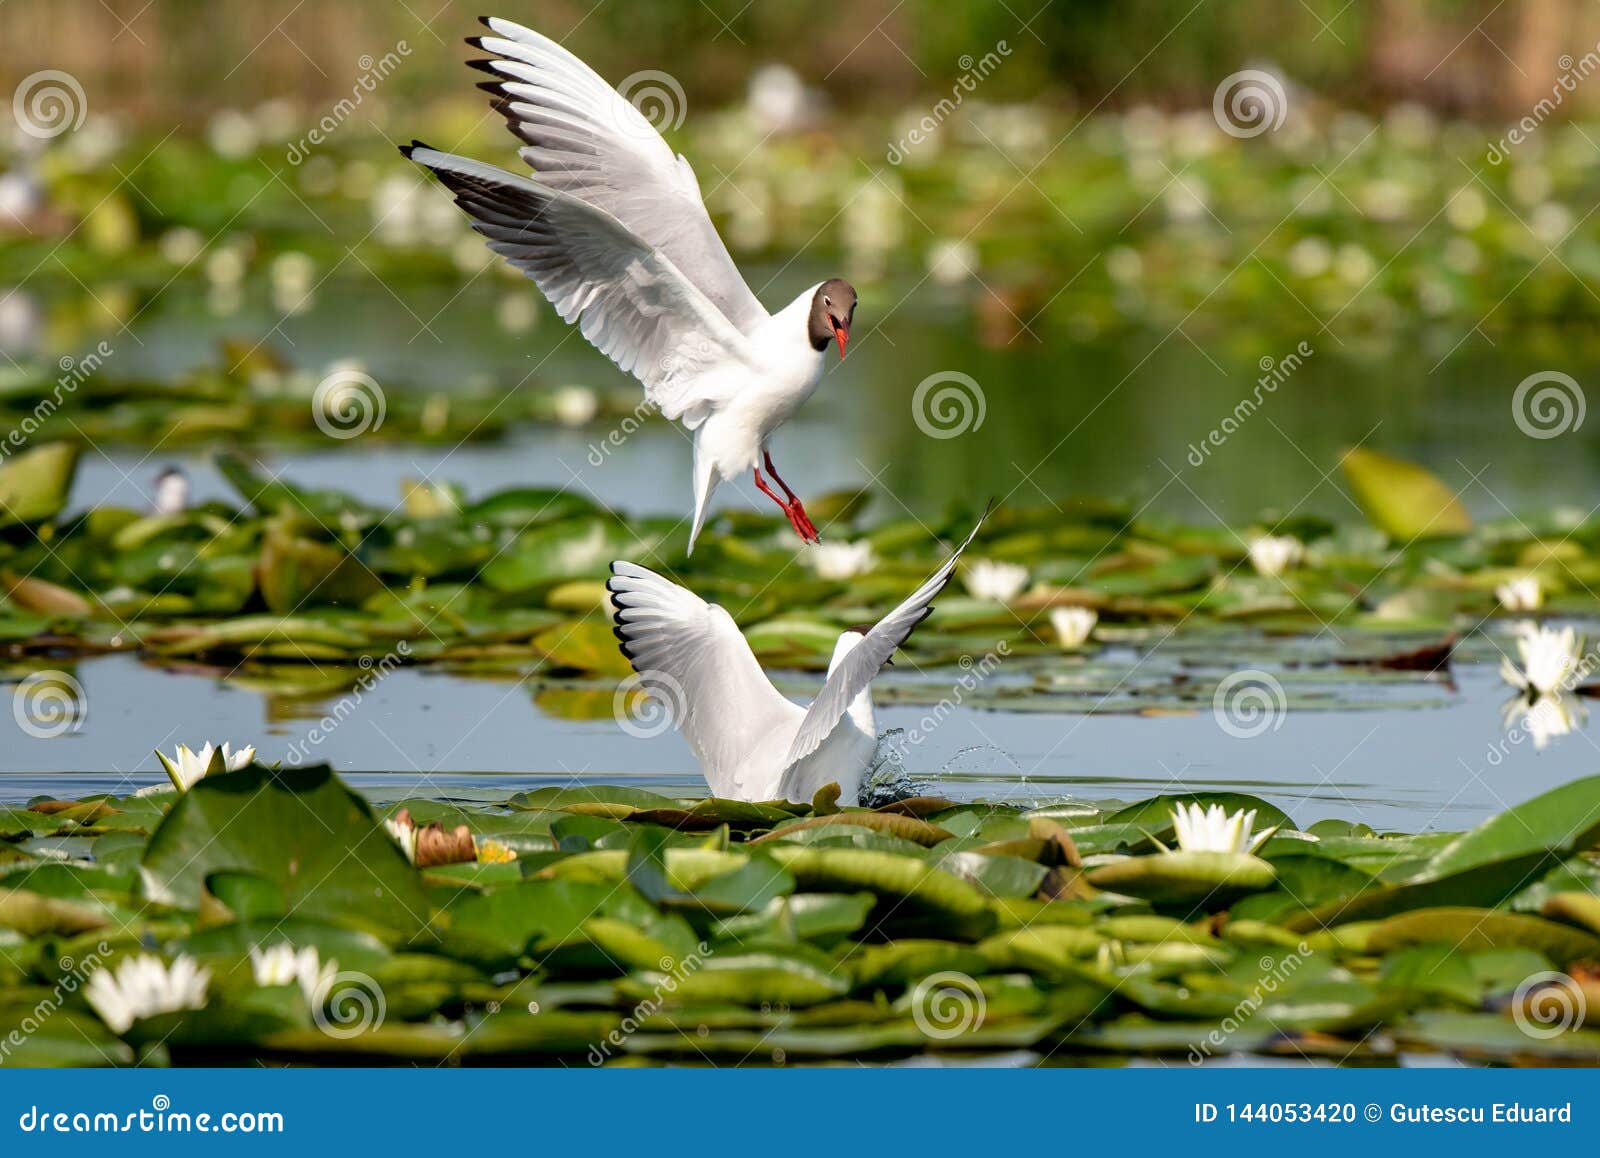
[808,278,857,358]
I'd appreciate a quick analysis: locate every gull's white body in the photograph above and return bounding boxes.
[607,518,986,804]
[403,17,836,548]
[689,294,829,543]
[678,632,878,803]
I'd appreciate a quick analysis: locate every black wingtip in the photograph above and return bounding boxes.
[477,15,494,29]
[465,34,486,51]
[398,139,433,161]
[466,58,501,76]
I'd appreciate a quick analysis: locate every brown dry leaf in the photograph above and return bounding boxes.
[3,573,92,617]
[1337,635,1456,672]
[1036,867,1094,901]
[874,795,961,817]
[28,799,115,822]
[414,820,476,867]
[1028,817,1083,867]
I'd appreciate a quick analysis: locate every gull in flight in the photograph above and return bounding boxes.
[606,515,987,804]
[402,17,857,550]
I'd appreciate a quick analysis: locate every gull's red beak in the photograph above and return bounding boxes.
[831,319,848,357]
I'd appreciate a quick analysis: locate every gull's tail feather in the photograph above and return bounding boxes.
[687,434,719,554]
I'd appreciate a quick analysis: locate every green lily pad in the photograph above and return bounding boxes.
[1341,447,1472,540]
[0,442,78,527]
[140,765,430,942]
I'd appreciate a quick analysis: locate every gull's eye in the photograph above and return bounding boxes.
[824,297,831,306]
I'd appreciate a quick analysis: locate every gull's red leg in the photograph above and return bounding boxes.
[762,451,818,541]
[754,468,817,544]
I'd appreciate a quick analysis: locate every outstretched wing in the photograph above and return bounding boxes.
[780,513,991,771]
[403,144,754,418]
[608,561,802,795]
[469,16,767,333]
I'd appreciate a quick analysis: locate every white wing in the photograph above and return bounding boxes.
[607,561,803,796]
[470,16,767,333]
[404,144,756,421]
[780,513,990,774]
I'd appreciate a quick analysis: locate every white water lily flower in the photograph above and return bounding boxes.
[809,541,875,580]
[384,813,418,864]
[1170,802,1272,855]
[86,954,211,1034]
[1050,606,1098,648]
[551,385,598,427]
[1503,692,1584,752]
[250,944,338,1005]
[1496,576,1543,613]
[964,560,1028,602]
[155,742,256,792]
[1500,621,1584,698]
[1248,534,1304,577]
